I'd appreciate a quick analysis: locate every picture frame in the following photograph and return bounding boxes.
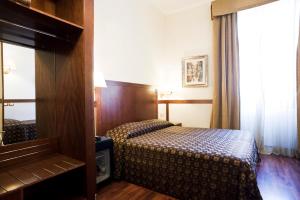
[182,55,208,87]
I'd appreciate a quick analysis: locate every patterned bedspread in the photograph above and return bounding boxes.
[2,119,37,145]
[108,120,262,200]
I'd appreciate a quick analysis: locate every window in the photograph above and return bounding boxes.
[238,0,300,156]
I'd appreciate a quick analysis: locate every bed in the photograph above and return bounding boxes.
[95,80,262,200]
[2,119,37,145]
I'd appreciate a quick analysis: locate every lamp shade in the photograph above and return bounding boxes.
[3,60,16,75]
[94,70,107,88]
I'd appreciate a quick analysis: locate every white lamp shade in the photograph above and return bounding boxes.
[3,60,16,75]
[94,71,107,88]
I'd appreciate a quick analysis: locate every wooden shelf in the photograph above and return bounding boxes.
[0,153,85,197]
[28,5,83,30]
[0,0,95,199]
[0,1,83,48]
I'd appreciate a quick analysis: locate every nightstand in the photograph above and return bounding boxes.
[95,136,113,184]
[173,122,182,127]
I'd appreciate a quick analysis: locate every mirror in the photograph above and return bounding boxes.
[0,43,3,144]
[0,42,37,145]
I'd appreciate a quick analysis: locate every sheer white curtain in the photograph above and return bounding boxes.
[238,0,300,157]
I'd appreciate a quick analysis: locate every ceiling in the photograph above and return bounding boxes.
[150,0,208,15]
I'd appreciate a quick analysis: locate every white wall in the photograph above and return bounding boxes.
[94,0,165,85]
[3,43,36,121]
[94,0,213,128]
[157,1,213,128]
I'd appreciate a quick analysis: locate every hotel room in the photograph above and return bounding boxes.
[0,0,299,200]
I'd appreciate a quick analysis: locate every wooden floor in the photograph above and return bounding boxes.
[96,155,300,200]
[257,155,300,200]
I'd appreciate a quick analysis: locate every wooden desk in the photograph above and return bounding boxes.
[0,153,85,200]
[0,137,85,200]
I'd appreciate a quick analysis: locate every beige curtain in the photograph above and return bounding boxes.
[211,13,240,129]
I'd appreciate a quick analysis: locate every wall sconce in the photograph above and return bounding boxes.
[94,70,106,136]
[3,60,16,75]
[158,90,173,99]
[94,71,107,88]
[4,65,16,75]
[4,103,15,107]
[94,71,106,106]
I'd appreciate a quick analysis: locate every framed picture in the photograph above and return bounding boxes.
[182,55,208,87]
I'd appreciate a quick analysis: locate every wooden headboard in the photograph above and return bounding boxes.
[95,80,158,135]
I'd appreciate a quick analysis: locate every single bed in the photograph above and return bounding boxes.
[95,81,262,200]
[2,119,37,145]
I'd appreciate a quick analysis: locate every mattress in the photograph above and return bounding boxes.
[107,120,262,200]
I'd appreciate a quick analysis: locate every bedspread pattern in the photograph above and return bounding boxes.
[107,119,174,178]
[3,119,37,145]
[108,123,262,200]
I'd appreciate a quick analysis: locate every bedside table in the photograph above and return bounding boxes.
[173,122,182,127]
[95,136,113,184]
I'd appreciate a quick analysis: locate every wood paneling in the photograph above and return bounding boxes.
[55,0,84,26]
[54,0,95,199]
[35,49,56,139]
[55,39,84,157]
[82,0,96,199]
[158,100,213,104]
[211,0,278,18]
[30,0,56,16]
[95,81,158,135]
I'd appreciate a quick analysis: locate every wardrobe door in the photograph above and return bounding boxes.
[0,42,3,145]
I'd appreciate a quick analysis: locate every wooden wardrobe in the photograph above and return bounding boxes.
[0,1,96,200]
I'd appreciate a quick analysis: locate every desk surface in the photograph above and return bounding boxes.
[0,153,85,197]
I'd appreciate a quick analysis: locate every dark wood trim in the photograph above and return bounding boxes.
[83,0,96,199]
[2,99,36,103]
[158,99,213,104]
[158,99,213,121]
[166,103,170,121]
[106,80,155,88]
